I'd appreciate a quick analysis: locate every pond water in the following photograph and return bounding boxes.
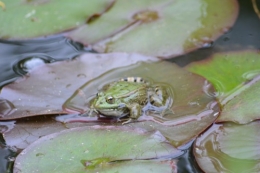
[0,0,259,172]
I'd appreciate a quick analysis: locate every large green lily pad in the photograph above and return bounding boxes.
[187,51,260,102]
[69,0,238,58]
[0,0,112,39]
[194,122,260,173]
[0,53,157,120]
[187,51,260,124]
[216,75,260,124]
[13,126,181,173]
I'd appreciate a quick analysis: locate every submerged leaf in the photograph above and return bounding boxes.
[194,122,260,173]
[69,0,238,58]
[13,126,181,173]
[0,53,157,120]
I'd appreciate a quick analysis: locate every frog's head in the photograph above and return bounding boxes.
[92,92,126,117]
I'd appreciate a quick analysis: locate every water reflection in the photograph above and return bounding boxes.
[0,36,92,87]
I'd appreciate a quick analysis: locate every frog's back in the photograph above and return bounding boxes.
[105,81,146,97]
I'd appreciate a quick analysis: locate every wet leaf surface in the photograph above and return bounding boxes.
[187,51,260,102]
[194,122,260,173]
[0,0,113,39]
[0,53,157,120]
[13,126,181,173]
[69,0,238,58]
[217,75,260,124]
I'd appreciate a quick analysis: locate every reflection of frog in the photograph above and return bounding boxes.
[89,77,172,123]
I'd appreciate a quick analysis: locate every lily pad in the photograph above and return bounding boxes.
[69,0,238,58]
[63,60,219,147]
[194,122,260,173]
[79,160,178,173]
[217,75,260,124]
[13,126,182,173]
[0,53,157,120]
[128,112,218,147]
[3,116,101,150]
[187,51,260,102]
[0,0,113,39]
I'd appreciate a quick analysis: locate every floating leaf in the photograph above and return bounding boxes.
[128,113,218,147]
[0,0,113,39]
[63,60,219,147]
[194,122,260,173]
[69,0,238,58]
[13,126,181,173]
[0,53,157,120]
[3,116,101,149]
[80,160,178,173]
[187,51,260,102]
[216,75,260,124]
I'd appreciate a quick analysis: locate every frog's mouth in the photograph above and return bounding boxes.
[96,103,127,117]
[98,108,126,117]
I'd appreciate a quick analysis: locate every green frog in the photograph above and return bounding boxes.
[88,77,172,123]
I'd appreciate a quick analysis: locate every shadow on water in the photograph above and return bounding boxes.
[0,0,259,172]
[0,134,17,173]
[177,144,203,173]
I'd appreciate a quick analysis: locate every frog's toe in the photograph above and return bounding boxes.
[121,118,134,125]
[160,108,174,117]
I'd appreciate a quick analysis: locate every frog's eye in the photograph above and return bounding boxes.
[106,96,115,104]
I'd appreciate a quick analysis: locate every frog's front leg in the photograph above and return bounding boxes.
[122,103,142,124]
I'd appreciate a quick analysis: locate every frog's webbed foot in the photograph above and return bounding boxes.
[121,118,134,125]
[120,104,141,125]
[159,107,174,118]
[146,106,174,120]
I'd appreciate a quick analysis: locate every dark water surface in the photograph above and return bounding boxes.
[0,0,259,172]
